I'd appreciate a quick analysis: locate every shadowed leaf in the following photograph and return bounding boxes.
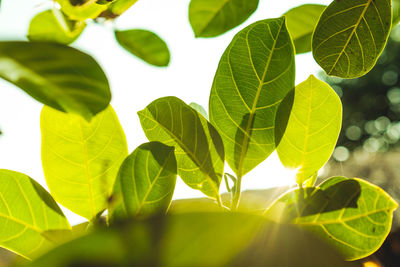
[0,170,70,259]
[209,17,295,178]
[275,75,342,185]
[138,97,224,199]
[265,176,398,260]
[110,142,177,220]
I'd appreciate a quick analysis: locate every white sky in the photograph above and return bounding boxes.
[0,0,332,223]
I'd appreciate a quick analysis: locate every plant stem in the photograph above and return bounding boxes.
[231,176,242,211]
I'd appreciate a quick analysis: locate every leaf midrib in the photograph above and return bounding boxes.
[328,0,372,74]
[236,20,284,177]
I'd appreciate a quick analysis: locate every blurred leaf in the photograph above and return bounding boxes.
[169,187,291,214]
[283,4,326,54]
[189,102,208,119]
[265,176,398,260]
[110,142,177,220]
[28,9,86,45]
[138,97,224,199]
[189,0,259,37]
[209,17,295,178]
[57,0,108,20]
[115,29,170,67]
[108,0,138,16]
[0,41,111,121]
[275,75,342,185]
[393,0,400,25]
[0,169,70,259]
[27,213,360,267]
[41,105,128,220]
[312,0,392,78]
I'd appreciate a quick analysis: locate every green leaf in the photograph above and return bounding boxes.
[138,97,224,199]
[275,75,342,185]
[189,102,208,119]
[115,29,170,67]
[28,9,86,45]
[393,0,400,25]
[265,176,398,260]
[110,142,177,220]
[209,17,295,178]
[41,105,128,220]
[0,169,70,259]
[108,0,138,16]
[189,0,259,37]
[312,0,392,78]
[283,4,326,54]
[57,0,108,20]
[27,213,360,267]
[0,41,111,121]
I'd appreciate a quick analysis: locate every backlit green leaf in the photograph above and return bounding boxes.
[283,4,326,54]
[312,0,392,78]
[138,97,224,199]
[275,75,342,185]
[0,41,111,121]
[110,142,177,220]
[209,17,295,178]
[57,0,108,20]
[189,0,259,37]
[265,176,398,260]
[115,29,170,67]
[27,213,359,267]
[41,105,128,220]
[28,9,86,45]
[0,170,70,259]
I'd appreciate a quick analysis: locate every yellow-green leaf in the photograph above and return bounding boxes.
[41,105,128,220]
[0,41,111,121]
[189,0,259,37]
[265,176,398,260]
[115,29,170,67]
[0,170,70,259]
[28,9,85,45]
[283,4,326,54]
[209,17,295,178]
[57,0,108,20]
[108,0,138,16]
[312,0,392,78]
[138,97,224,199]
[275,75,342,185]
[110,142,177,220]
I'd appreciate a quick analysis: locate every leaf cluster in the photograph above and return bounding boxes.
[0,0,399,266]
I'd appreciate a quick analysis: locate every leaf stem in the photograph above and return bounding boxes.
[231,175,242,211]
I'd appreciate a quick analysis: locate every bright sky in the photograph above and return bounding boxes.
[0,0,332,223]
